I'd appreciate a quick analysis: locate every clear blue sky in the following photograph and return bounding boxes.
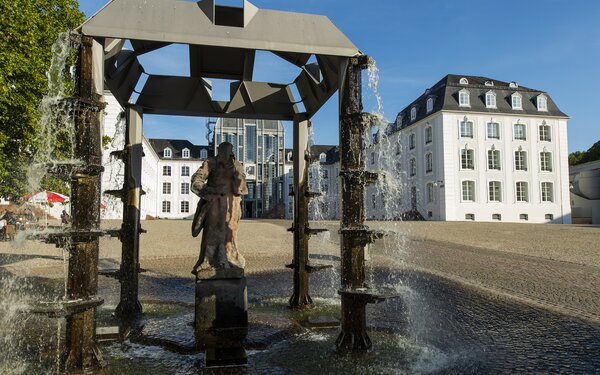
[79,0,600,152]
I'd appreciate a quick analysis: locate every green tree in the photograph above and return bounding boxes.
[569,140,600,166]
[0,0,84,200]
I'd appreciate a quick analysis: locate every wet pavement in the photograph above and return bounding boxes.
[93,267,600,374]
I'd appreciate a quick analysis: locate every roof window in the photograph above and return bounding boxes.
[459,77,469,85]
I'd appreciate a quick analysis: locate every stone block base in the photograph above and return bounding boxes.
[194,268,248,367]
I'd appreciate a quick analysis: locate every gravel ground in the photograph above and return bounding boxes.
[1,219,598,321]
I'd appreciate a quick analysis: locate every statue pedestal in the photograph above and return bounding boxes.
[194,268,248,368]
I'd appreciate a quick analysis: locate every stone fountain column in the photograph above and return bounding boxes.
[63,35,105,371]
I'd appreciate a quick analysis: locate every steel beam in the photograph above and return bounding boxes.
[289,113,312,309]
[115,104,144,319]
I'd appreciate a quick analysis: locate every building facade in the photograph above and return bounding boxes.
[213,118,286,218]
[365,75,571,223]
[569,159,600,224]
[101,92,212,220]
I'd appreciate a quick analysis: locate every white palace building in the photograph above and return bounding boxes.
[364,74,571,223]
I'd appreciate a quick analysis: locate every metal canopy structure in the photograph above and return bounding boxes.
[61,1,390,371]
[78,0,360,120]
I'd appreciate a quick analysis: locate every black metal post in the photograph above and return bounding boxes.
[115,104,144,318]
[336,55,375,352]
[289,113,312,308]
[63,35,104,371]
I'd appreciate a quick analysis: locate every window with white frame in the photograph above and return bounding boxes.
[488,181,502,202]
[492,213,502,221]
[520,213,529,221]
[162,201,171,213]
[485,91,496,108]
[545,213,554,220]
[395,141,401,155]
[514,123,526,140]
[537,95,548,111]
[162,182,171,194]
[426,182,434,203]
[465,213,475,220]
[458,89,470,107]
[319,153,327,163]
[322,169,329,179]
[460,119,473,138]
[180,201,190,213]
[200,149,208,159]
[487,122,500,139]
[410,107,417,121]
[181,166,190,176]
[425,126,433,144]
[181,182,190,195]
[515,150,527,171]
[409,158,417,176]
[539,123,551,141]
[163,148,172,158]
[459,77,469,85]
[426,98,433,113]
[462,180,475,201]
[541,182,554,202]
[182,148,190,158]
[511,93,522,109]
[425,153,433,173]
[516,181,529,202]
[409,133,416,149]
[163,165,171,176]
[461,149,474,169]
[488,149,501,170]
[370,152,375,165]
[540,151,552,171]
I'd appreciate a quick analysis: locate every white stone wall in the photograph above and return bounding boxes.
[156,158,203,219]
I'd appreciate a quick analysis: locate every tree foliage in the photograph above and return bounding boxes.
[569,141,600,166]
[0,0,84,200]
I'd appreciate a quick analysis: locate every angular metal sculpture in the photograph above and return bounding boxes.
[63,0,393,370]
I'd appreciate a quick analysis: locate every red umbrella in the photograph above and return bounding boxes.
[23,191,68,204]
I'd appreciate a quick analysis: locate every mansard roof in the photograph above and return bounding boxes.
[148,139,213,160]
[394,74,568,131]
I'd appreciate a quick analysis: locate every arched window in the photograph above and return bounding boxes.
[409,158,417,176]
[537,95,548,111]
[319,153,327,163]
[484,80,494,87]
[425,153,433,173]
[163,148,172,158]
[200,149,208,159]
[511,93,522,109]
[425,126,433,144]
[182,148,190,158]
[539,122,551,141]
[459,77,469,85]
[426,97,433,113]
[410,107,417,121]
[485,91,496,108]
[458,89,470,107]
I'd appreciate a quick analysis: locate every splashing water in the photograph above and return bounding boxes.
[27,32,80,194]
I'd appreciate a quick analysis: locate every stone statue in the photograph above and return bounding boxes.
[191,142,247,274]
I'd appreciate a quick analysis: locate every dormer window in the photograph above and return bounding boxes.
[426,97,433,113]
[163,148,172,158]
[459,77,469,85]
[200,149,208,159]
[537,94,548,111]
[511,93,522,110]
[410,107,417,121]
[485,91,496,108]
[396,113,404,126]
[484,81,494,87]
[509,82,518,88]
[319,153,327,163]
[287,151,292,162]
[182,148,190,158]
[458,89,470,107]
